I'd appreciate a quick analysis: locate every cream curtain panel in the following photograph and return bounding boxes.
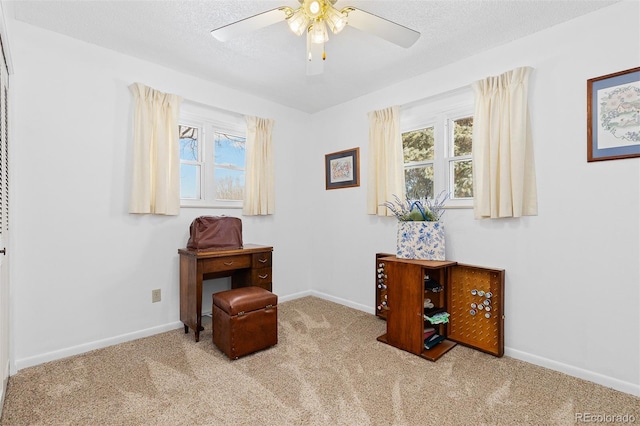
[129,83,182,215]
[243,116,275,215]
[472,67,538,219]
[367,105,405,216]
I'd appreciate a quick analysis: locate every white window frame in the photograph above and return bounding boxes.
[179,102,246,209]
[401,88,474,208]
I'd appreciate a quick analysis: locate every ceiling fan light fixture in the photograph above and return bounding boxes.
[210,0,420,75]
[286,8,310,36]
[305,0,323,19]
[309,19,329,44]
[324,4,348,34]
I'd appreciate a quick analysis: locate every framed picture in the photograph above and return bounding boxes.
[325,148,360,190]
[587,67,640,162]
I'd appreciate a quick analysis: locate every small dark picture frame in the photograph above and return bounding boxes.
[587,67,640,162]
[325,148,360,190]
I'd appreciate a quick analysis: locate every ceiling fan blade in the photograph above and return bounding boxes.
[345,8,420,48]
[306,37,324,76]
[211,8,288,42]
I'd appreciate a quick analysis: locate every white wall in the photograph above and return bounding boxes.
[309,1,639,395]
[8,20,314,370]
[6,0,639,398]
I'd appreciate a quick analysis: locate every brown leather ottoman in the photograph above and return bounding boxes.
[212,286,278,359]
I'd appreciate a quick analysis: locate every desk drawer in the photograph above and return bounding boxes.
[252,252,272,268]
[201,255,251,273]
[251,268,272,287]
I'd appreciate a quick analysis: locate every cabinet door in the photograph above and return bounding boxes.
[386,261,424,354]
[447,264,505,357]
[375,253,394,319]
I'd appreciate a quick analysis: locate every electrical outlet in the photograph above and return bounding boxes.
[152,289,161,303]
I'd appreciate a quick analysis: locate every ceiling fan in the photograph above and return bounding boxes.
[210,0,420,76]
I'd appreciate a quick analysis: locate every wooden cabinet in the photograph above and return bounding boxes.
[375,254,505,361]
[179,244,273,342]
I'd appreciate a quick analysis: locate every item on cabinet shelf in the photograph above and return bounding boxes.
[424,334,446,350]
[424,312,450,324]
[375,253,393,320]
[424,275,443,292]
[423,298,434,309]
[423,328,436,340]
[397,221,445,260]
[378,292,388,311]
[187,215,243,251]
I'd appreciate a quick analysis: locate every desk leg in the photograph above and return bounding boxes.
[195,270,203,342]
[180,255,204,342]
[194,323,201,342]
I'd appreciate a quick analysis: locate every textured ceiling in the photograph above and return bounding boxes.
[7,0,618,113]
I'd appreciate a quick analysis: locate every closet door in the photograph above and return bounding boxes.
[0,33,10,414]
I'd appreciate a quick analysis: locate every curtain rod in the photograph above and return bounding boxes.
[181,97,246,119]
[400,84,472,111]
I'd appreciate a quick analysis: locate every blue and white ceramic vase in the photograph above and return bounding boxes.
[396,221,446,260]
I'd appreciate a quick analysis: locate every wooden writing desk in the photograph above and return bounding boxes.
[178,244,273,342]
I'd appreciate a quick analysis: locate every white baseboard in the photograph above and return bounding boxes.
[201,290,316,316]
[13,321,184,373]
[307,290,375,315]
[307,291,640,397]
[11,295,639,398]
[14,292,320,372]
[204,291,374,315]
[505,347,640,397]
[0,360,8,418]
[278,289,314,303]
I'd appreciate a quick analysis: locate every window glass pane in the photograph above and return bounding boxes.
[180,164,200,199]
[453,117,473,156]
[452,159,473,198]
[402,127,434,162]
[215,168,244,200]
[179,125,198,161]
[213,132,245,201]
[405,165,433,199]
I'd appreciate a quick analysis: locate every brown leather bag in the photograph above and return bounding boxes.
[187,216,243,251]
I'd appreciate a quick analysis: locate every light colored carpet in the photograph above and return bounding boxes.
[1,296,638,425]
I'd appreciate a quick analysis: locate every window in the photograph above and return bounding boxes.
[449,116,473,199]
[401,89,474,207]
[179,104,246,208]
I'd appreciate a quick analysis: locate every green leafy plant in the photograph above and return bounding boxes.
[381,191,450,221]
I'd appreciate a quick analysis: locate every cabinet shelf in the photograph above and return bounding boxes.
[423,307,446,317]
[424,285,443,293]
[420,339,457,361]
